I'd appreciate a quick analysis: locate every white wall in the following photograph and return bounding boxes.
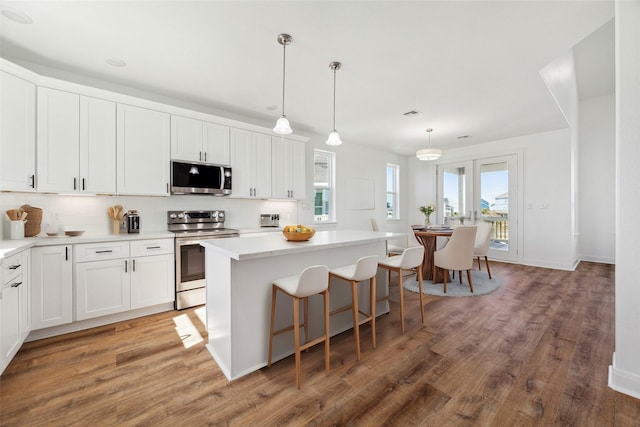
[609,0,640,399]
[578,93,615,263]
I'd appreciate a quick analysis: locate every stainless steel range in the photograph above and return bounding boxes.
[168,210,239,310]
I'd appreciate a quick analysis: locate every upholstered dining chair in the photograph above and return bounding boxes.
[433,226,477,293]
[473,221,493,279]
[370,218,410,256]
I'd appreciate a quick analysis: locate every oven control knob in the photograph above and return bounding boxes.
[177,213,185,219]
[218,211,225,219]
[169,213,177,219]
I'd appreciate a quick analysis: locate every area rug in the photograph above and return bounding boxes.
[402,270,502,297]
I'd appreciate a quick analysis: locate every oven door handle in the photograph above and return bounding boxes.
[176,238,214,247]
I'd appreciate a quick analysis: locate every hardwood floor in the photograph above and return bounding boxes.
[1,262,639,426]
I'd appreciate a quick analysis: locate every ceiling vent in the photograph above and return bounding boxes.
[403,110,421,117]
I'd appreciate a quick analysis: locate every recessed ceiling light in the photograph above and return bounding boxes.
[457,135,471,139]
[1,7,33,24]
[266,105,277,111]
[105,57,126,68]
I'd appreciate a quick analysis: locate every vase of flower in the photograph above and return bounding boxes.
[419,203,436,227]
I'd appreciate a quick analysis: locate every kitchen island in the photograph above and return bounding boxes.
[200,229,404,381]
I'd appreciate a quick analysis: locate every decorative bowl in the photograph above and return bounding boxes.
[64,230,85,237]
[283,230,315,241]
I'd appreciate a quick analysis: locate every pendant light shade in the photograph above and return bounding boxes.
[326,61,342,146]
[274,34,293,135]
[416,128,442,160]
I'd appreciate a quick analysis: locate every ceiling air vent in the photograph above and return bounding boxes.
[403,110,421,117]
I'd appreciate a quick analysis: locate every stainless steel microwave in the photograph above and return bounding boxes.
[171,161,232,196]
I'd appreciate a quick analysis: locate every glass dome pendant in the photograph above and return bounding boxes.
[273,34,293,135]
[326,61,343,146]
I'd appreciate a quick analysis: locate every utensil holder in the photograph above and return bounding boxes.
[10,221,25,239]
[112,219,120,235]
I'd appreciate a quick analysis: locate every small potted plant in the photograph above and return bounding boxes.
[419,204,437,226]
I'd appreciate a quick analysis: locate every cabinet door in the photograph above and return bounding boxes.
[80,96,116,193]
[171,115,203,162]
[271,137,289,199]
[1,278,21,367]
[203,122,230,165]
[271,138,305,200]
[76,259,130,320]
[0,71,36,191]
[31,245,72,330]
[253,132,272,198]
[289,139,306,200]
[37,87,80,192]
[130,254,174,309]
[230,128,253,197]
[19,250,31,340]
[117,104,170,196]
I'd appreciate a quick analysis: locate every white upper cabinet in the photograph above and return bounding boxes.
[117,104,170,196]
[203,121,230,165]
[272,137,305,200]
[171,115,230,165]
[80,96,116,193]
[230,128,271,198]
[0,71,36,191]
[37,87,116,193]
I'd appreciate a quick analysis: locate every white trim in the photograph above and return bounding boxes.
[609,353,640,399]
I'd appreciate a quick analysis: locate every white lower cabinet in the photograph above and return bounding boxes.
[1,249,30,374]
[31,245,73,331]
[75,239,174,320]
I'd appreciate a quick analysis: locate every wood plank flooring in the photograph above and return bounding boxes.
[1,261,639,426]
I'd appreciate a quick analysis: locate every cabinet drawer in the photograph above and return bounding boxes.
[74,241,129,262]
[2,252,23,284]
[130,239,174,257]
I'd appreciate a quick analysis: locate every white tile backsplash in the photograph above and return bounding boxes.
[0,192,299,240]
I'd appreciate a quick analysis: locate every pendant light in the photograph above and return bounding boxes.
[273,34,293,135]
[416,128,442,160]
[326,61,343,146]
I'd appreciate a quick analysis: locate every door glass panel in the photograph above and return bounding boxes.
[442,165,467,223]
[478,162,509,252]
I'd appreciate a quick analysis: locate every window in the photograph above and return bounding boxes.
[386,163,399,219]
[314,149,335,222]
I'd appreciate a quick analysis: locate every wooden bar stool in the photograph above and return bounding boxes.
[267,265,330,389]
[329,255,379,361]
[377,246,425,334]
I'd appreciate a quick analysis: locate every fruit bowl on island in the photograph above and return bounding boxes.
[282,225,315,241]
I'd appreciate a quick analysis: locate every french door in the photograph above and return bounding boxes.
[436,155,518,262]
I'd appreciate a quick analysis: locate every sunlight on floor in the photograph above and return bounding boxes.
[194,306,206,328]
[173,313,203,349]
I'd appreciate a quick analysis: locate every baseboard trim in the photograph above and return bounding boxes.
[608,352,640,399]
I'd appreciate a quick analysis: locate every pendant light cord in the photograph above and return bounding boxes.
[332,67,337,131]
[281,43,286,117]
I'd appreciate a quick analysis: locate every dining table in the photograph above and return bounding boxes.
[413,227,454,282]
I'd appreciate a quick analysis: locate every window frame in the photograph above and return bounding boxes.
[386,163,400,220]
[313,149,336,223]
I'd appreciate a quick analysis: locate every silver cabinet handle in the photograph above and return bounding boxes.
[132,259,136,272]
[65,247,69,261]
[204,152,207,162]
[95,250,113,254]
[146,246,161,250]
[82,178,86,191]
[124,260,128,273]
[11,281,22,288]
[30,174,35,188]
[199,151,202,161]
[73,177,77,190]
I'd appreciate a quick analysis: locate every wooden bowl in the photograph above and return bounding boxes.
[283,230,315,241]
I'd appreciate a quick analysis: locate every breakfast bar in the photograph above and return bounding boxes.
[200,229,403,381]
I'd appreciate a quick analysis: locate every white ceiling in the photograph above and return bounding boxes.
[0,1,614,156]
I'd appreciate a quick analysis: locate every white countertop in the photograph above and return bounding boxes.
[200,229,405,261]
[0,231,174,262]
